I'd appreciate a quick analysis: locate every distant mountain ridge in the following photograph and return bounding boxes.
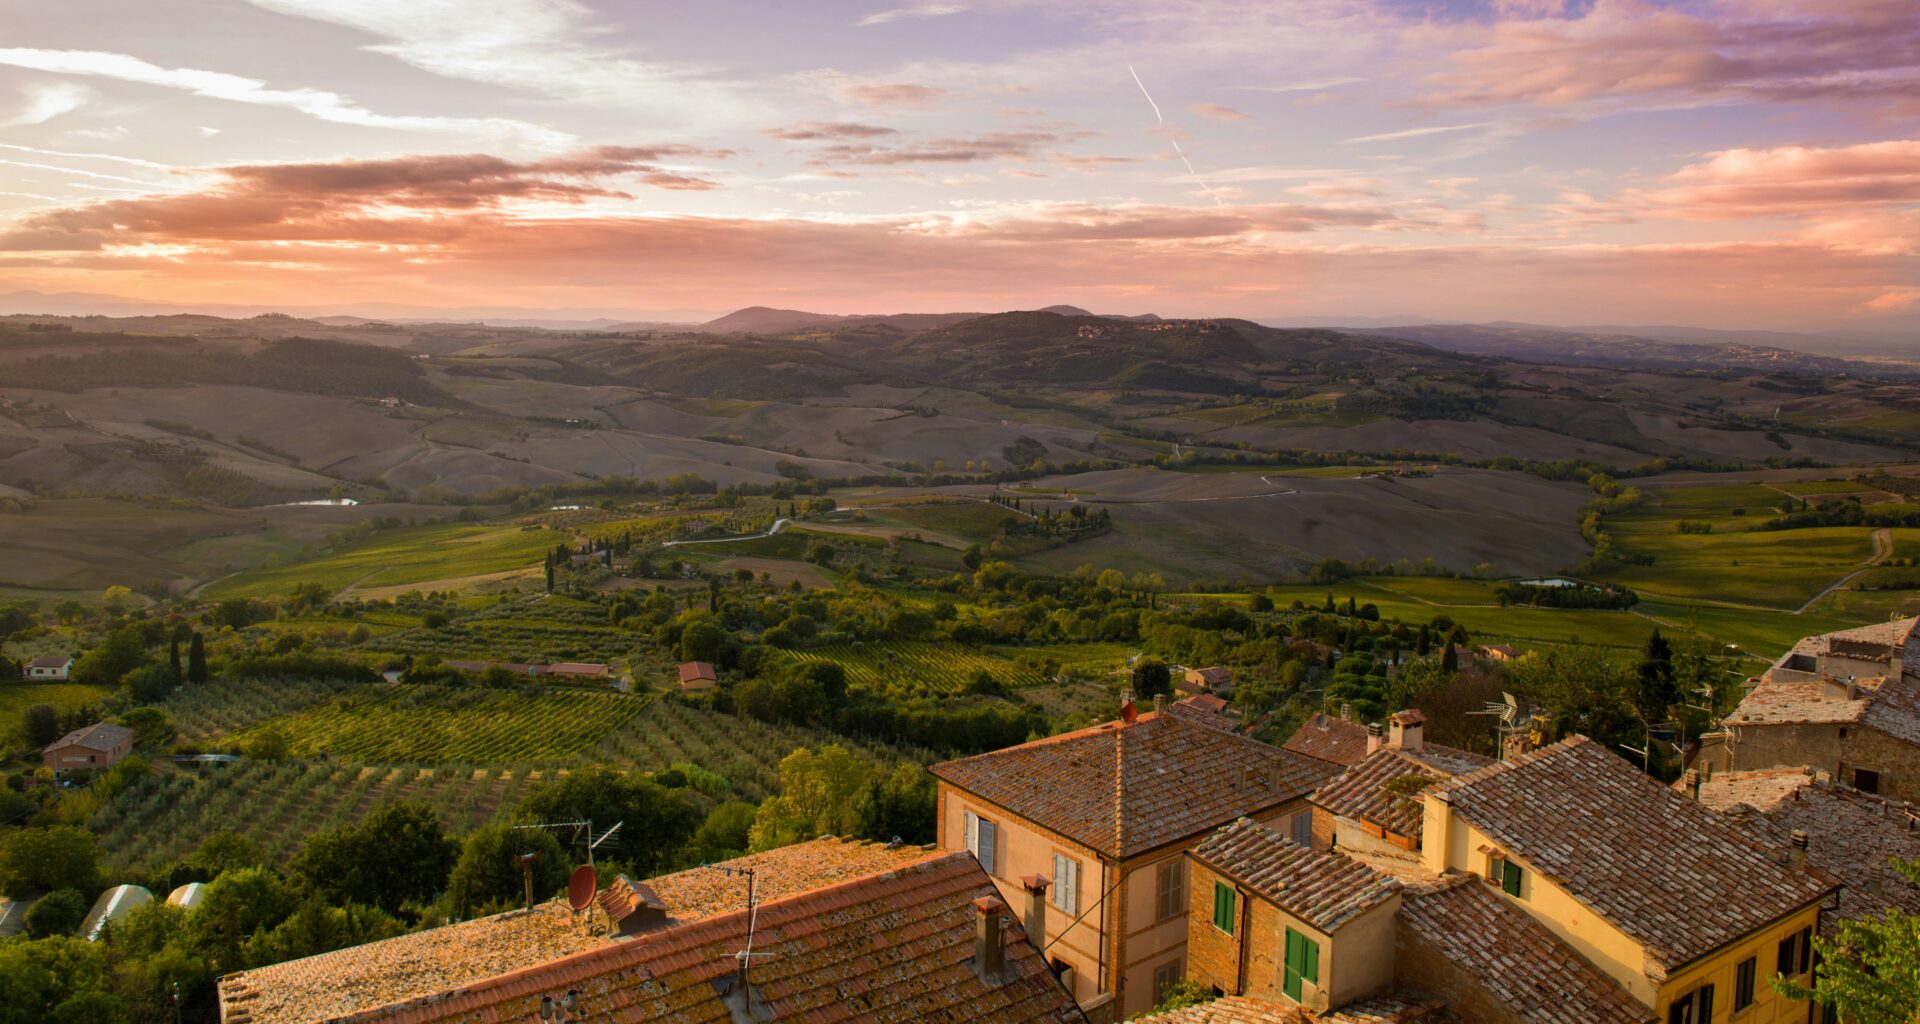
[1348,322,1919,378]
[687,304,1162,335]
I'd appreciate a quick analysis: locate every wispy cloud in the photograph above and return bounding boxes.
[1224,77,1365,93]
[6,81,92,127]
[1189,102,1249,122]
[856,3,968,27]
[1344,122,1489,145]
[0,47,570,145]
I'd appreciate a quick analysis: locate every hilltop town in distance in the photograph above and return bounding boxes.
[3,302,1919,1024]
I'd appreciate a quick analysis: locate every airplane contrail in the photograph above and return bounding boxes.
[1128,65,1223,207]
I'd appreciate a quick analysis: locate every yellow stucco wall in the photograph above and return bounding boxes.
[1655,903,1822,1024]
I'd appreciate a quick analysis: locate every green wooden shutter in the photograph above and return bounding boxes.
[1502,859,1523,897]
[1302,934,1319,985]
[1212,882,1235,934]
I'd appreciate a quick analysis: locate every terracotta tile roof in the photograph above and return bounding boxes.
[319,851,1086,1024]
[1311,750,1459,841]
[640,836,933,922]
[1861,674,1920,745]
[1431,737,1838,976]
[1188,818,1401,931]
[1726,680,1871,728]
[1695,768,1920,923]
[45,722,133,753]
[1397,876,1648,1024]
[219,837,929,1024]
[932,711,1338,858]
[1786,617,1917,659]
[1283,713,1370,766]
[677,661,717,684]
[1130,995,1448,1024]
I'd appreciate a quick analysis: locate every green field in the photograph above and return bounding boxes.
[774,640,1136,698]
[202,522,559,600]
[0,682,114,745]
[235,685,646,762]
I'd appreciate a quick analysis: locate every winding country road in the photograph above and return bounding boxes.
[1796,526,1893,614]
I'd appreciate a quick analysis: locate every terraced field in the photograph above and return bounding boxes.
[201,521,559,600]
[234,685,646,762]
[94,760,536,871]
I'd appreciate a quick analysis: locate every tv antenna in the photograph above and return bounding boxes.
[1469,691,1523,760]
[708,863,775,1021]
[513,819,624,869]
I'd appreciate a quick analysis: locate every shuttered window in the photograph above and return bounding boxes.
[1156,859,1186,921]
[1051,854,1079,915]
[964,811,996,875]
[1211,882,1236,935]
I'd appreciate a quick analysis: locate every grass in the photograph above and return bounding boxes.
[774,640,1134,698]
[0,682,114,745]
[202,522,560,600]
[234,685,646,763]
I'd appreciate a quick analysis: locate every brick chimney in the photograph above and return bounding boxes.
[1682,769,1702,801]
[1365,722,1384,755]
[1019,874,1050,953]
[1388,710,1425,752]
[1787,829,1809,871]
[1339,702,1353,723]
[1153,693,1167,715]
[973,896,1008,982]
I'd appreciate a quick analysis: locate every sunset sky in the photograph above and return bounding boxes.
[0,0,1914,326]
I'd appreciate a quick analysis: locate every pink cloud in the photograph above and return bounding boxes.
[1189,102,1249,122]
[763,121,898,141]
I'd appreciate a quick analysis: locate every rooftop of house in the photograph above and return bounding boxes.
[1430,737,1839,978]
[1723,672,1920,745]
[1188,818,1401,932]
[218,837,930,1024]
[677,660,718,683]
[1396,875,1647,1024]
[1130,995,1450,1024]
[1190,666,1233,683]
[45,721,133,753]
[1694,768,1920,923]
[541,662,608,675]
[1309,745,1489,843]
[299,850,1087,1024]
[1182,693,1232,716]
[1783,617,1918,662]
[27,655,73,668]
[1282,711,1371,766]
[931,708,1337,859]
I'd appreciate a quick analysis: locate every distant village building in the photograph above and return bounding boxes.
[676,661,718,692]
[1182,666,1234,695]
[1693,617,1920,801]
[929,695,1338,1019]
[538,662,611,680]
[24,655,73,680]
[43,722,135,775]
[1476,643,1520,663]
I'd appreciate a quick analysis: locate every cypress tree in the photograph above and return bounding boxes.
[545,558,555,593]
[168,638,182,679]
[1441,641,1459,675]
[187,632,209,684]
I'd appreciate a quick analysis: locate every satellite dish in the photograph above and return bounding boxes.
[568,864,598,912]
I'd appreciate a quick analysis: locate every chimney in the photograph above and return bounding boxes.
[973,896,1008,981]
[1153,693,1167,715]
[1365,722,1384,755]
[1019,875,1050,952]
[1388,710,1425,752]
[1787,830,1808,871]
[1339,702,1353,723]
[1683,769,1701,802]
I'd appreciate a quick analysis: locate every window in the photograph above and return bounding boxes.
[964,811,996,875]
[1668,983,1714,1024]
[1282,928,1320,1003]
[1153,960,1184,1005]
[1051,854,1079,915]
[1290,810,1314,846]
[1734,956,1756,1012]
[1502,859,1524,898]
[1779,926,1813,978]
[1855,767,1881,794]
[1211,882,1236,935]
[1156,860,1186,921]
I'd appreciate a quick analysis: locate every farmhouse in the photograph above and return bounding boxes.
[42,722,135,774]
[24,654,73,680]
[1183,665,1234,694]
[1692,617,1920,801]
[676,660,718,691]
[1476,643,1519,663]
[217,837,1085,1024]
[929,694,1339,1019]
[539,661,611,679]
